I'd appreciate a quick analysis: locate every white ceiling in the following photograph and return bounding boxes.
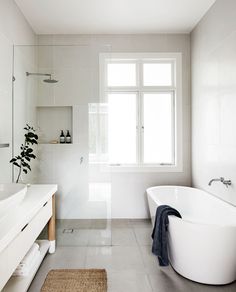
[15,0,216,34]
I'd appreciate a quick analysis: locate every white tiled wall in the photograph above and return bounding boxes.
[0,0,36,182]
[36,34,191,219]
[191,0,236,205]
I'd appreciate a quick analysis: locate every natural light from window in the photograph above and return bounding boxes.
[107,63,136,87]
[108,93,136,164]
[143,63,172,86]
[95,53,182,169]
[143,93,173,164]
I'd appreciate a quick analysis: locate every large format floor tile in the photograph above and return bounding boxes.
[28,219,236,292]
[57,219,92,229]
[111,228,137,246]
[148,271,236,292]
[111,219,132,229]
[108,271,152,292]
[88,229,112,246]
[57,228,90,246]
[134,227,153,246]
[129,219,152,228]
[85,246,145,273]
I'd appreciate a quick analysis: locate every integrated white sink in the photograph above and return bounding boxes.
[0,184,27,220]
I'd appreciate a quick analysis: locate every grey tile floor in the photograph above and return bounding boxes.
[29,219,236,292]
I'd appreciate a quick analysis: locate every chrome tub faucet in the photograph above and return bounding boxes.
[208,177,232,188]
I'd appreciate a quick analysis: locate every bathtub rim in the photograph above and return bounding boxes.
[146,185,236,228]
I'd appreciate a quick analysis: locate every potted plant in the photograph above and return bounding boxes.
[10,124,38,183]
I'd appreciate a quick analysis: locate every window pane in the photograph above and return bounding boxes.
[143,63,172,86]
[107,63,136,86]
[108,93,136,164]
[143,93,173,164]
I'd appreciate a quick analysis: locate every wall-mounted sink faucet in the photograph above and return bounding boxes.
[208,177,232,188]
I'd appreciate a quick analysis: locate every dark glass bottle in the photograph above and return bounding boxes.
[66,130,71,144]
[60,130,65,143]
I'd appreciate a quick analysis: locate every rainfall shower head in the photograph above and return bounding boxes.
[43,76,58,83]
[26,72,58,83]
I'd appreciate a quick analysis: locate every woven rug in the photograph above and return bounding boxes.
[41,269,107,292]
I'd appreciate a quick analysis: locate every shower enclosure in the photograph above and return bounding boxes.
[13,44,112,246]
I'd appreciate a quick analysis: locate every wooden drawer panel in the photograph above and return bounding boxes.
[0,198,52,290]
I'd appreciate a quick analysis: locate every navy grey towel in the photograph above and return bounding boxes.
[151,205,181,266]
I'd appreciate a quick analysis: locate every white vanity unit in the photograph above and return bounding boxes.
[0,184,57,292]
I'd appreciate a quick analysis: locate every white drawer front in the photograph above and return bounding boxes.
[0,198,52,290]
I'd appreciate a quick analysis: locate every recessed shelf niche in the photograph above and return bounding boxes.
[36,106,73,144]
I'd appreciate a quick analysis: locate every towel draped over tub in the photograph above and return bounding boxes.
[151,205,181,266]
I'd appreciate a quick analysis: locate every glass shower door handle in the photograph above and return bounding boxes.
[0,143,10,148]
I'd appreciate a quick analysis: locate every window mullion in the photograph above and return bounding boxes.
[172,91,176,165]
[137,60,142,166]
[140,92,144,165]
[136,93,140,165]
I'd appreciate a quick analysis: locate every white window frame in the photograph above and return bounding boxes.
[99,52,183,172]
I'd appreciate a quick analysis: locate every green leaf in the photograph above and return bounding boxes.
[31,139,38,144]
[28,153,36,159]
[12,124,38,175]
[26,148,33,153]
[27,132,36,138]
[13,162,21,168]
[26,138,37,145]
[22,161,30,168]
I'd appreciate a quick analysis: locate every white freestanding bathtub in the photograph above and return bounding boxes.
[147,186,236,285]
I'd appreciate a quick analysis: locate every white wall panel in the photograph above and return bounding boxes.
[191,0,236,205]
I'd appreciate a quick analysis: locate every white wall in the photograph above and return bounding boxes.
[191,0,236,205]
[0,4,191,218]
[0,32,12,182]
[0,0,36,182]
[37,34,191,219]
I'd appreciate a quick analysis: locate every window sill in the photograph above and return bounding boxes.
[89,162,183,173]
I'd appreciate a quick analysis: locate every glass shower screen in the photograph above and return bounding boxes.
[13,43,112,246]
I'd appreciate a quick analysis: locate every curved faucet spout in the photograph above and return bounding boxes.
[208,177,224,186]
[208,177,231,187]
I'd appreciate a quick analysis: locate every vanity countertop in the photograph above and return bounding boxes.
[0,184,57,254]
